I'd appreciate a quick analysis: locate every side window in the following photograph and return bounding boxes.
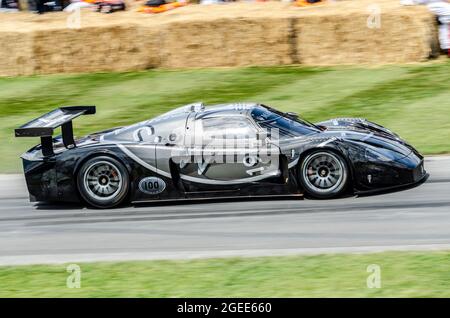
[201,117,257,140]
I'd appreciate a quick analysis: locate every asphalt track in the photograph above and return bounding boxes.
[0,156,449,265]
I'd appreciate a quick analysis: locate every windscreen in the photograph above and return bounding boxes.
[250,106,319,139]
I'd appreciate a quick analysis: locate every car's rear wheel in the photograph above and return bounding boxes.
[299,150,348,199]
[77,156,129,208]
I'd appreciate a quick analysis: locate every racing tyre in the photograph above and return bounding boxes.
[299,150,349,199]
[77,156,129,208]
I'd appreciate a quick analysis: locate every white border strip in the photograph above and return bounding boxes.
[1,244,449,266]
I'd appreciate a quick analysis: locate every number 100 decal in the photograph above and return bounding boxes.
[138,177,166,195]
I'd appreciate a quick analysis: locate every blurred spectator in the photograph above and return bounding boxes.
[295,0,326,6]
[146,0,166,6]
[0,0,19,11]
[139,0,187,13]
[27,0,65,13]
[64,0,95,12]
[36,0,45,13]
[401,0,450,55]
[96,0,126,13]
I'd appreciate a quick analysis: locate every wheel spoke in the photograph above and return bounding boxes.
[93,185,100,194]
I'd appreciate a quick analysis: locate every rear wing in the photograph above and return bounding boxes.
[15,106,96,157]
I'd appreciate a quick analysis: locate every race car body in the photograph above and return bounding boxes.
[15,103,427,208]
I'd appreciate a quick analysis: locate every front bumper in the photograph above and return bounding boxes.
[355,172,428,196]
[354,151,427,193]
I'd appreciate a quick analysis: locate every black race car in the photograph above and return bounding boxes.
[15,103,427,208]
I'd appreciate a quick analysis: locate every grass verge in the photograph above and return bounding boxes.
[1,62,450,172]
[0,251,449,297]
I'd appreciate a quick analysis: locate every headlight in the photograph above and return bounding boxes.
[365,147,396,162]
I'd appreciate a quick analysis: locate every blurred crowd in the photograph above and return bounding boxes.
[0,0,328,14]
[0,0,126,13]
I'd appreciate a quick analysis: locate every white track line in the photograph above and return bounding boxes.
[0,244,449,266]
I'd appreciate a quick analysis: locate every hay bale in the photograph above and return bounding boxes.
[293,8,436,64]
[0,1,440,77]
[0,31,35,76]
[159,17,292,68]
[31,25,161,74]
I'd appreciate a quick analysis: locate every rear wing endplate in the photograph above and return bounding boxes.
[15,106,96,157]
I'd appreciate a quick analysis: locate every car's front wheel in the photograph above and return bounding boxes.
[299,150,349,199]
[77,156,129,208]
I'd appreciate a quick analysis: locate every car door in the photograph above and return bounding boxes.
[178,115,281,193]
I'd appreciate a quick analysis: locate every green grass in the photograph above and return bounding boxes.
[1,251,449,297]
[1,62,450,172]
